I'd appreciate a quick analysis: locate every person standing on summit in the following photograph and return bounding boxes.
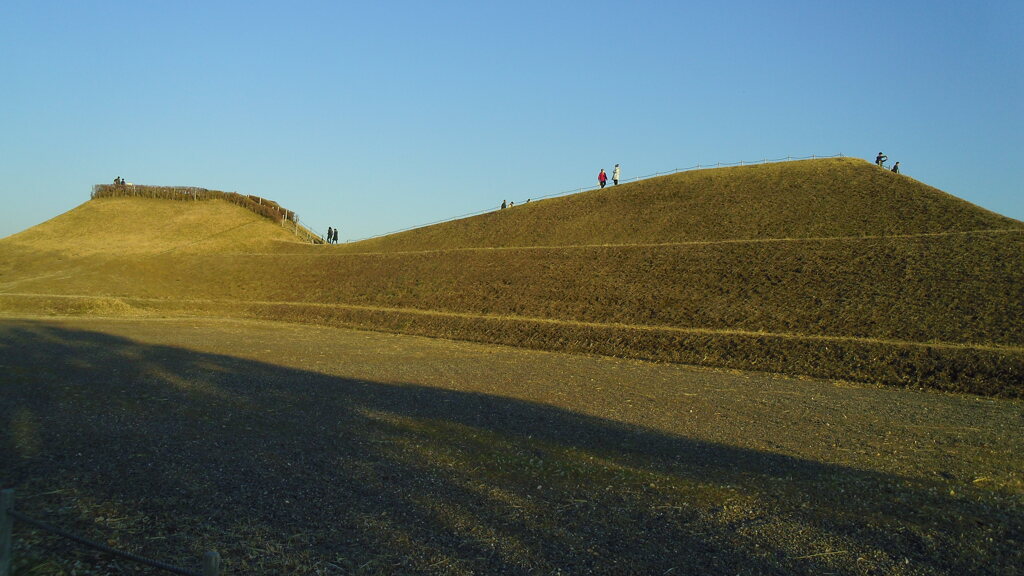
[598,169,608,189]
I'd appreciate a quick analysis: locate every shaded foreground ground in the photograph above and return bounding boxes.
[1,317,1022,575]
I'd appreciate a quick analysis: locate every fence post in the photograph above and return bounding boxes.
[202,550,220,576]
[1,489,13,576]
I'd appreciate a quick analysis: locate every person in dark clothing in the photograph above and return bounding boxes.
[501,200,507,210]
[875,152,887,166]
[332,228,339,244]
[891,162,900,174]
[326,227,333,244]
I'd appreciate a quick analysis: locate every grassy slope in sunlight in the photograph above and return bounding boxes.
[1,158,1022,395]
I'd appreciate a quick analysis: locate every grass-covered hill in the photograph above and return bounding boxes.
[329,157,1019,252]
[0,196,301,305]
[2,158,1022,395]
[2,195,300,257]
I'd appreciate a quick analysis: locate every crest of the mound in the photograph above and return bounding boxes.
[345,158,1022,253]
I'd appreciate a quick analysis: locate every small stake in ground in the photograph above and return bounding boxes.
[1,489,13,576]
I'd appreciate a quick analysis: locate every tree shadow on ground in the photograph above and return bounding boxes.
[0,320,1020,575]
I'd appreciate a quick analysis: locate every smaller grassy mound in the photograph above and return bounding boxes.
[0,197,304,292]
[2,197,301,257]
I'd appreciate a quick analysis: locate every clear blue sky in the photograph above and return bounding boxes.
[2,1,1021,241]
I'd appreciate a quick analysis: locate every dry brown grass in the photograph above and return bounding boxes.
[3,317,1023,574]
[2,159,1022,395]
[0,197,298,257]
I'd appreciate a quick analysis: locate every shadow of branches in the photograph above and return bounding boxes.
[1,320,1020,575]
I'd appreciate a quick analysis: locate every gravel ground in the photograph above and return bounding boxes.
[1,316,1022,575]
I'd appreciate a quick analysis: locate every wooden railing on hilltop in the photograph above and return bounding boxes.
[91,184,323,244]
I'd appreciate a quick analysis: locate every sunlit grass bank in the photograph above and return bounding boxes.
[2,158,1021,395]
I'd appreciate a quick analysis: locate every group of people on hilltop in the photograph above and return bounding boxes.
[497,162,618,210]
[500,199,533,209]
[875,152,900,174]
[598,164,621,188]
[325,226,339,244]
[113,176,126,186]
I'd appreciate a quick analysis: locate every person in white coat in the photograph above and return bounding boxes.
[612,164,620,185]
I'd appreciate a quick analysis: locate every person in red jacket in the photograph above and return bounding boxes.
[598,169,608,188]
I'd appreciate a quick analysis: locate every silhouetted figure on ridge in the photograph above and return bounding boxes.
[891,162,900,174]
[875,152,887,167]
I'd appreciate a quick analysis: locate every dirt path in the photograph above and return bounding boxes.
[2,316,1022,575]
[278,229,1024,256]
[5,296,1018,356]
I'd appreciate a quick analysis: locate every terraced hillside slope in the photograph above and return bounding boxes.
[2,158,1022,395]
